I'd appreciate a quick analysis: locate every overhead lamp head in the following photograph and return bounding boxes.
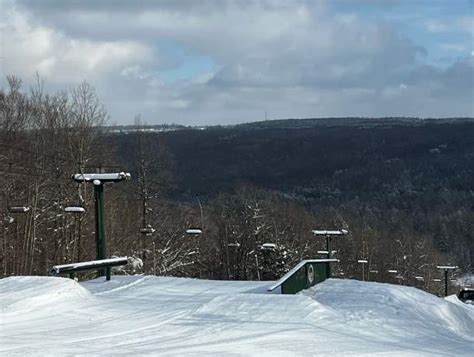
[64,206,85,213]
[140,226,156,235]
[260,243,277,250]
[73,172,131,184]
[8,206,30,213]
[437,265,457,270]
[312,229,349,236]
[186,228,202,235]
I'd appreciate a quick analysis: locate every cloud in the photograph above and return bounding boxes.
[425,16,474,36]
[457,16,474,36]
[1,0,473,125]
[0,1,153,84]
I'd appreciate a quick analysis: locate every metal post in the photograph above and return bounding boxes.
[436,265,457,297]
[444,269,448,297]
[153,241,156,275]
[326,235,331,278]
[255,253,260,281]
[358,260,368,281]
[197,198,204,229]
[94,184,107,278]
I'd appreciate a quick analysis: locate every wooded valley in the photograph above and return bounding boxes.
[1,76,473,295]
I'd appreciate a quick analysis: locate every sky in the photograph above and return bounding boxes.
[0,0,473,126]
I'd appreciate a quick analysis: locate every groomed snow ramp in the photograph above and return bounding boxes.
[1,276,473,356]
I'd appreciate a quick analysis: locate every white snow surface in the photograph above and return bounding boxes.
[1,276,473,356]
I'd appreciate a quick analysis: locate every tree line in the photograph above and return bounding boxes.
[1,76,469,296]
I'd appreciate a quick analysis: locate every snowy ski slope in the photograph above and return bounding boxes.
[1,275,473,356]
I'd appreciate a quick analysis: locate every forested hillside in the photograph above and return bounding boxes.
[109,118,474,286]
[1,76,472,295]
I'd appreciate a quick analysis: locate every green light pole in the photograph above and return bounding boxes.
[73,172,130,280]
[312,229,348,278]
[94,182,105,263]
[437,265,457,297]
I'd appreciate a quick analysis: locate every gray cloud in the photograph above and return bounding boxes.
[1,0,473,125]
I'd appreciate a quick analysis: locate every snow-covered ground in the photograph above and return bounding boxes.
[1,275,473,356]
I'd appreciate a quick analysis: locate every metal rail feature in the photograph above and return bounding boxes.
[49,257,129,281]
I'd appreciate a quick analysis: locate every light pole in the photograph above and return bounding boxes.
[227,242,240,279]
[437,265,457,297]
[368,269,378,282]
[72,172,130,280]
[358,259,368,281]
[414,276,424,288]
[6,206,30,276]
[388,269,398,284]
[185,198,205,277]
[312,229,348,278]
[64,205,85,275]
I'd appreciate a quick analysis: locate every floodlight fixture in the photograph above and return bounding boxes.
[140,226,156,235]
[186,228,202,235]
[357,259,368,264]
[8,206,30,213]
[312,229,349,236]
[65,206,85,214]
[388,270,398,274]
[260,243,277,250]
[437,266,457,270]
[72,172,131,184]
[395,275,404,283]
[317,250,329,255]
[433,278,442,282]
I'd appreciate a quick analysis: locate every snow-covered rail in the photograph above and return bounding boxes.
[49,257,128,281]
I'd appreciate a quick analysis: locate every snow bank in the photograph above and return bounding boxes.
[1,275,473,356]
[1,276,94,314]
[304,279,474,352]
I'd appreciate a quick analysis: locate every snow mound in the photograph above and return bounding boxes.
[446,294,474,311]
[195,293,336,324]
[1,275,473,356]
[304,279,474,343]
[0,276,94,314]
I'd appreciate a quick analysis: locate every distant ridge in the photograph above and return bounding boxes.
[105,123,188,134]
[105,117,474,131]
[234,117,474,130]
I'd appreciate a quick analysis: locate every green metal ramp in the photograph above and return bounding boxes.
[267,259,338,294]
